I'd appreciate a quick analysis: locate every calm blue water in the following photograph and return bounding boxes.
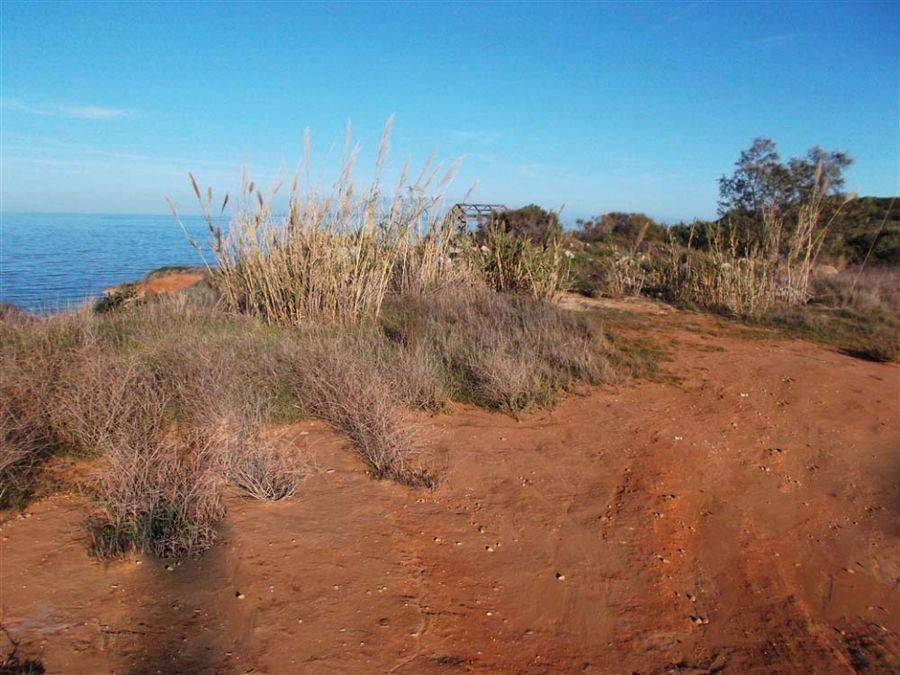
[0,213,220,312]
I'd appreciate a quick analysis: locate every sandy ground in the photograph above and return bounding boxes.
[2,299,898,673]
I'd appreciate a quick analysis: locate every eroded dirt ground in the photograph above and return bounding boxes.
[2,300,898,673]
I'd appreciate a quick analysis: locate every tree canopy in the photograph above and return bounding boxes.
[718,138,852,215]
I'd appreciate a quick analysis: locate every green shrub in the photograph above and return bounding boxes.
[466,226,571,300]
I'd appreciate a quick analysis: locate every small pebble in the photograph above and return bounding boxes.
[235,592,245,600]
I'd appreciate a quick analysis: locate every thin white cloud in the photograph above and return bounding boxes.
[516,162,553,179]
[745,32,802,48]
[452,130,501,145]
[1,98,130,120]
[646,1,701,36]
[63,105,127,120]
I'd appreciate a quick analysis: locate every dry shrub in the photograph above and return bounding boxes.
[0,312,90,506]
[3,272,622,558]
[765,265,899,363]
[226,439,302,501]
[284,333,434,487]
[194,385,304,501]
[382,290,615,415]
[1,359,51,507]
[87,431,225,558]
[810,266,900,314]
[384,340,448,411]
[49,350,172,453]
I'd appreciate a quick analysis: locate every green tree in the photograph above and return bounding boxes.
[718,138,852,215]
[487,204,562,244]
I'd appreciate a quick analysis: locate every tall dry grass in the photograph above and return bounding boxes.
[171,121,466,326]
[469,225,572,300]
[654,165,854,317]
[170,120,575,324]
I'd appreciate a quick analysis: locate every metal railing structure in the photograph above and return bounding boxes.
[447,203,508,233]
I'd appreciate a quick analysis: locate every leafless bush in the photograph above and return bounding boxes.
[383,290,615,415]
[284,333,434,487]
[87,430,226,558]
[0,311,92,505]
[385,340,449,411]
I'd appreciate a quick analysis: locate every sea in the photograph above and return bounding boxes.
[0,212,220,312]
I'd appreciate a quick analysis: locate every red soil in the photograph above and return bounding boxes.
[2,304,898,673]
[138,272,205,297]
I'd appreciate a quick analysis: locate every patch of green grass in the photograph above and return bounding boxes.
[758,306,899,362]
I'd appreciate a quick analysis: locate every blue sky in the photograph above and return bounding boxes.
[1,1,897,223]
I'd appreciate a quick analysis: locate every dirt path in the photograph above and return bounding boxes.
[2,305,898,673]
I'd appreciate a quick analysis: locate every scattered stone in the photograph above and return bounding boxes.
[485,545,494,552]
[555,572,566,581]
[235,592,245,600]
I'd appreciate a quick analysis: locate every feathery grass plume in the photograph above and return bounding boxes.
[177,119,466,326]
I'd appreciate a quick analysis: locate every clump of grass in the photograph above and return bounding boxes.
[763,304,898,363]
[652,166,854,317]
[572,245,650,299]
[174,120,463,327]
[226,440,302,501]
[382,289,616,415]
[467,225,571,300]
